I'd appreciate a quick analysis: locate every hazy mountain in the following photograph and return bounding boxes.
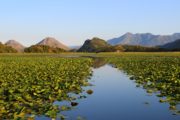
[37,37,69,50]
[108,33,180,46]
[5,40,25,52]
[78,37,110,52]
[160,39,180,50]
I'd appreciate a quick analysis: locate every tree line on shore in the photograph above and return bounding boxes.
[0,37,179,53]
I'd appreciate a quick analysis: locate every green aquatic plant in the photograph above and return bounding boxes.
[0,56,93,119]
[86,89,94,95]
[71,102,79,106]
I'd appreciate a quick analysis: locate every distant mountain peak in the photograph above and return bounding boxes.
[108,33,180,46]
[124,32,133,36]
[6,40,17,43]
[92,37,101,39]
[135,33,152,35]
[5,40,23,46]
[37,37,69,50]
[5,40,25,52]
[91,37,106,41]
[125,32,133,34]
[39,37,59,44]
[44,37,57,41]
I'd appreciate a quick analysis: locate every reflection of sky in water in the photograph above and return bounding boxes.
[36,65,180,120]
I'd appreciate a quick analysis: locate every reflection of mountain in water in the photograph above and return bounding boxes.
[93,58,107,69]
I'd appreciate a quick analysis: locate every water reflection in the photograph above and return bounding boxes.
[92,58,107,69]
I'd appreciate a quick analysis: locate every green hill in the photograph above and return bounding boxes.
[78,37,110,52]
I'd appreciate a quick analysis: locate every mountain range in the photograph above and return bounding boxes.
[107,33,180,46]
[0,33,180,52]
[78,37,162,52]
[0,37,69,52]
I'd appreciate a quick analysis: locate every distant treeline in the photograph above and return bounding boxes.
[24,45,66,53]
[0,42,17,53]
[120,45,165,52]
[83,45,168,53]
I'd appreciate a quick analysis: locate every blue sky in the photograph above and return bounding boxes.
[0,0,180,46]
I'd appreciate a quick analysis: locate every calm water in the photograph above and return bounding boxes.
[37,64,180,120]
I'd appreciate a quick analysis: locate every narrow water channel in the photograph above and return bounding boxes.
[37,64,180,120]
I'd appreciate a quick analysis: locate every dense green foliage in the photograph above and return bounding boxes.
[100,45,125,52]
[0,56,92,119]
[24,45,66,53]
[121,45,164,52]
[108,56,180,112]
[0,42,17,53]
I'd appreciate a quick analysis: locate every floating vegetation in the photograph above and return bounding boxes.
[71,102,79,107]
[169,105,176,110]
[0,56,93,119]
[92,58,107,69]
[86,89,94,95]
[1,53,180,119]
[107,56,180,113]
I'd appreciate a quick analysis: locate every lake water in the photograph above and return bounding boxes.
[36,64,180,120]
